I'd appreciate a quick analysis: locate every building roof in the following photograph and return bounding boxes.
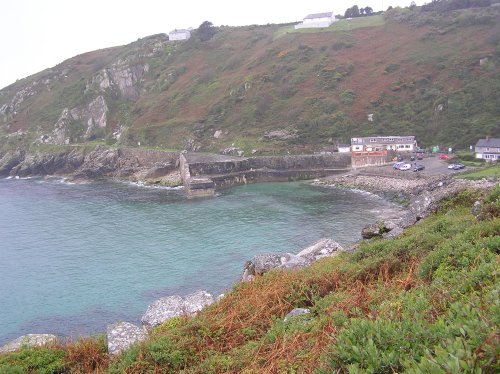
[169,29,191,34]
[475,138,500,148]
[338,144,351,148]
[351,136,415,145]
[304,12,333,20]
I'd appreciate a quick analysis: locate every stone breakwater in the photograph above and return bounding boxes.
[321,173,441,196]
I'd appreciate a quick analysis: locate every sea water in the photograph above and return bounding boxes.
[0,178,399,344]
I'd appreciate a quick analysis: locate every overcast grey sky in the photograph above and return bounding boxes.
[0,0,423,90]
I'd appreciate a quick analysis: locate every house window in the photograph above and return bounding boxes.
[405,145,411,148]
[370,139,377,142]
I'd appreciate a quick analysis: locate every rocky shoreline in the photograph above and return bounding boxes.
[0,146,182,187]
[0,156,496,356]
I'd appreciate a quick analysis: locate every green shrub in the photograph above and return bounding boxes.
[0,348,65,374]
[339,90,357,106]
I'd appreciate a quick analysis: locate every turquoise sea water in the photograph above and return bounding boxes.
[0,178,398,344]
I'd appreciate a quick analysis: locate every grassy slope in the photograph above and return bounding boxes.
[1,8,499,155]
[1,187,498,372]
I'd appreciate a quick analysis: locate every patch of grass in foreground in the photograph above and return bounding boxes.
[1,187,499,373]
[459,165,500,180]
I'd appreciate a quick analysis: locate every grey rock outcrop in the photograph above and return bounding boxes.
[361,223,384,239]
[84,96,108,140]
[241,238,344,281]
[471,201,482,216]
[263,128,298,141]
[284,308,310,323]
[0,334,57,353]
[0,150,25,177]
[141,291,214,329]
[107,322,147,356]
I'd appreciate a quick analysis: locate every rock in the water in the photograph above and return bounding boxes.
[0,334,57,353]
[284,308,310,323]
[107,322,147,356]
[141,291,214,328]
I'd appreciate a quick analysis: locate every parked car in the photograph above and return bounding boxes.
[410,156,415,161]
[453,164,465,170]
[393,162,405,170]
[448,164,457,169]
[399,163,412,171]
[438,154,449,160]
[413,164,425,172]
[416,153,424,160]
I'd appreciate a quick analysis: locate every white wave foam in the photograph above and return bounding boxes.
[126,180,184,190]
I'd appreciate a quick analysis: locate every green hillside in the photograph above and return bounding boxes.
[1,6,499,155]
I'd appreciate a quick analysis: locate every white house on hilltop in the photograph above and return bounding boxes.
[294,12,337,29]
[168,29,191,41]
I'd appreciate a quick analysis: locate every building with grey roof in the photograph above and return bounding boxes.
[475,137,500,162]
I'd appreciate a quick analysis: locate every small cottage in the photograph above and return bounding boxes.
[475,137,500,162]
[169,29,191,41]
[294,12,336,29]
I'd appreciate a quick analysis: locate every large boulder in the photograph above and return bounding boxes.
[241,239,344,281]
[284,308,310,323]
[107,322,147,356]
[0,334,57,353]
[141,291,214,329]
[361,223,384,239]
[253,253,286,275]
[295,238,344,261]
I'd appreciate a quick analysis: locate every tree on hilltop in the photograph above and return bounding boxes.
[344,5,360,18]
[197,21,216,42]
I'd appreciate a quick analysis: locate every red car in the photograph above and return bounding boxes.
[438,154,449,160]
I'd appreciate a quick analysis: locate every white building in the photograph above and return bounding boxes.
[168,29,191,41]
[351,136,417,153]
[294,12,336,29]
[338,144,351,153]
[475,138,500,162]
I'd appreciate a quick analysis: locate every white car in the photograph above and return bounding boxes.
[399,163,412,171]
[448,164,457,169]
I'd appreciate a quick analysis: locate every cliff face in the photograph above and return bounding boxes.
[0,146,179,182]
[1,8,499,155]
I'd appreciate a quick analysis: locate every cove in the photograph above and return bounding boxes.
[0,178,399,345]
